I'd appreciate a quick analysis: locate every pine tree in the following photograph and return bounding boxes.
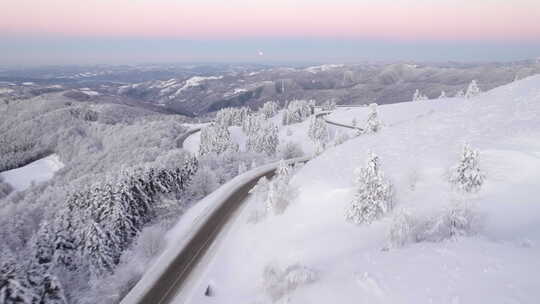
[365,103,381,133]
[82,221,116,277]
[247,120,279,156]
[455,89,465,98]
[465,80,481,99]
[52,210,78,270]
[282,100,311,125]
[238,162,247,174]
[321,99,337,111]
[26,222,55,297]
[199,124,238,156]
[260,101,279,119]
[413,89,428,101]
[346,152,393,225]
[40,275,67,304]
[449,143,485,193]
[0,255,36,304]
[308,117,330,153]
[266,161,294,215]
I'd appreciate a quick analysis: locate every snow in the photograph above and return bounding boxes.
[80,88,100,96]
[170,76,223,99]
[186,76,540,303]
[304,64,344,73]
[223,88,248,98]
[0,88,14,94]
[21,82,34,86]
[0,154,64,191]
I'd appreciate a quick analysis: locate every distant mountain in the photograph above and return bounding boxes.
[2,61,539,116]
[115,61,540,116]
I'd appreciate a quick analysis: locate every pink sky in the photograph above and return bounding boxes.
[1,0,539,41]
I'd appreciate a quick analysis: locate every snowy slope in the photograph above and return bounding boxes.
[186,76,540,304]
[0,154,64,191]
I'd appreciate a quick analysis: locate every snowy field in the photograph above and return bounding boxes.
[185,76,540,303]
[0,154,64,191]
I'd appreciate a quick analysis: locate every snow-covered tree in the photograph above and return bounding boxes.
[449,143,485,193]
[260,101,279,119]
[321,99,337,111]
[199,123,238,156]
[346,152,393,225]
[308,117,330,153]
[82,221,116,277]
[40,275,67,304]
[465,80,481,99]
[413,89,428,101]
[266,161,295,215]
[0,257,35,304]
[279,142,304,160]
[282,100,312,125]
[0,176,13,199]
[365,103,381,133]
[215,107,250,127]
[246,120,279,156]
[455,89,465,98]
[242,113,264,135]
[438,91,447,99]
[238,162,247,174]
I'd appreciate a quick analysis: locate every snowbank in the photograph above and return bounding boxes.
[0,154,64,191]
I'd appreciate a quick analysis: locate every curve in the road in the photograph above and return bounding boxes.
[315,110,364,132]
[176,127,203,149]
[120,156,311,304]
[123,112,362,304]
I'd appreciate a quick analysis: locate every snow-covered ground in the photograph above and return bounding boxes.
[0,154,64,191]
[186,76,540,303]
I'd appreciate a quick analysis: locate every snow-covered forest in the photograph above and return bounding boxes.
[0,93,334,303]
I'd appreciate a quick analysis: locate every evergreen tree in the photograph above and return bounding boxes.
[266,161,294,215]
[246,120,279,156]
[308,117,330,153]
[0,255,36,304]
[52,209,78,271]
[238,162,247,174]
[346,152,393,225]
[40,275,67,304]
[413,89,428,101]
[282,100,311,125]
[449,143,485,193]
[465,80,481,98]
[455,89,465,98]
[199,124,238,156]
[260,101,279,119]
[321,99,337,111]
[365,103,381,133]
[82,221,116,277]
